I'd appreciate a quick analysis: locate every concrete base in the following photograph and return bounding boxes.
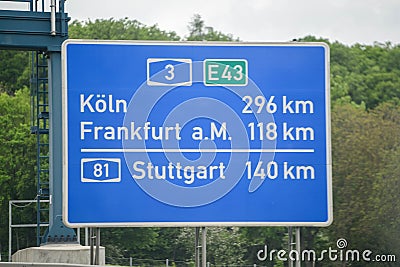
[12,245,105,265]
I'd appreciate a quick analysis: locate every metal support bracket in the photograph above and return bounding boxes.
[41,215,77,244]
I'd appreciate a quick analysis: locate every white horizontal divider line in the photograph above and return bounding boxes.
[81,148,314,153]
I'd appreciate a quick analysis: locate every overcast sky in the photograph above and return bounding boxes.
[2,0,400,44]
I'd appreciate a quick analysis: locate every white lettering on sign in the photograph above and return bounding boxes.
[245,161,315,180]
[283,123,315,141]
[132,161,226,185]
[191,122,231,141]
[282,96,314,114]
[207,64,219,81]
[80,94,127,113]
[80,121,182,141]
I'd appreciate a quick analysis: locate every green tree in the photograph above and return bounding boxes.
[69,18,180,41]
[151,228,193,264]
[101,227,159,265]
[0,51,30,95]
[368,103,400,257]
[206,227,246,266]
[0,89,36,255]
[240,227,287,265]
[327,102,400,266]
[301,36,400,109]
[186,14,238,41]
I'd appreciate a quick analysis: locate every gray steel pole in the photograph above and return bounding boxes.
[201,227,207,267]
[77,228,80,244]
[8,201,11,262]
[90,228,94,265]
[50,0,56,35]
[95,228,100,265]
[295,227,301,267]
[195,227,200,267]
[85,227,89,246]
[288,227,293,267]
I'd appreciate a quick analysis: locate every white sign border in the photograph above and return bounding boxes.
[62,40,332,228]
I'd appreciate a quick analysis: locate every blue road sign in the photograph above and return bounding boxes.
[62,41,332,227]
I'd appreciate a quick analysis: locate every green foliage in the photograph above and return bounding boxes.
[369,103,400,257]
[327,102,400,266]
[329,42,400,109]
[240,227,286,265]
[101,227,159,265]
[152,228,193,263]
[206,227,246,265]
[300,36,400,109]
[186,14,238,41]
[69,18,180,41]
[0,89,37,254]
[68,15,238,43]
[0,51,30,94]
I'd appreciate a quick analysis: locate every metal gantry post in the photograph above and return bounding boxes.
[48,51,61,234]
[42,51,77,243]
[0,0,75,246]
